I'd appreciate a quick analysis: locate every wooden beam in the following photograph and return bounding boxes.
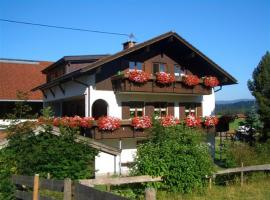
[58,84,65,95]
[72,78,88,87]
[41,90,47,98]
[79,175,162,187]
[49,88,55,97]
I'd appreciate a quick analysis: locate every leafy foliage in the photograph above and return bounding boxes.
[131,121,214,193]
[6,91,36,119]
[0,107,98,198]
[223,141,270,168]
[248,51,270,140]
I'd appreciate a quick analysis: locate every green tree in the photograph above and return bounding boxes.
[6,91,35,119]
[131,122,214,193]
[248,51,270,141]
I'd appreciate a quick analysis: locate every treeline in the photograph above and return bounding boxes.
[216,100,256,115]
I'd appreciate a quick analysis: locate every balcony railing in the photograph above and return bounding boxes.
[111,74,211,95]
[85,119,148,140]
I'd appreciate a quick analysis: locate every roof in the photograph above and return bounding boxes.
[0,59,52,100]
[34,31,237,91]
[42,54,109,73]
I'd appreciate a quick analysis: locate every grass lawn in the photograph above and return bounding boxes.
[156,176,270,200]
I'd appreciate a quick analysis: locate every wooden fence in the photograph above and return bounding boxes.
[207,163,270,189]
[11,174,128,200]
[12,174,162,200]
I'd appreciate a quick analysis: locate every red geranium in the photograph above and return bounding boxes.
[80,117,95,128]
[182,75,200,86]
[204,116,219,127]
[160,115,180,127]
[131,116,152,129]
[203,76,219,87]
[156,72,175,84]
[127,70,150,83]
[97,116,121,131]
[185,114,201,127]
[52,116,94,128]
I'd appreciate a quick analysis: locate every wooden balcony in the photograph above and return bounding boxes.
[85,120,149,140]
[111,74,211,95]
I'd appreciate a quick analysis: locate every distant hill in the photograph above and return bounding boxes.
[215,99,256,115]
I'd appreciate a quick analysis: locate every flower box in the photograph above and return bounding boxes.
[185,114,201,127]
[160,115,180,127]
[131,116,152,129]
[97,116,121,131]
[203,76,219,88]
[182,75,200,86]
[156,72,175,85]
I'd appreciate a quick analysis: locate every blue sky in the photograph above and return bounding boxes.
[0,0,269,101]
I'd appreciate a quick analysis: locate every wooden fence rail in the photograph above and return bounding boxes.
[11,174,161,200]
[214,164,270,175]
[79,175,162,187]
[207,163,270,189]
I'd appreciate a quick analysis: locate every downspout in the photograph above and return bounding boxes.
[119,139,122,175]
[214,86,222,93]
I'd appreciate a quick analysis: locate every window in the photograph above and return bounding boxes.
[153,63,166,73]
[184,103,197,116]
[154,102,167,117]
[129,102,144,117]
[129,61,143,71]
[174,64,185,76]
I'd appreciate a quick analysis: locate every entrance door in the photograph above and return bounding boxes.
[92,99,108,119]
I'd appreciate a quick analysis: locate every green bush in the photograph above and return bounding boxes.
[131,122,214,193]
[223,140,270,168]
[0,120,98,198]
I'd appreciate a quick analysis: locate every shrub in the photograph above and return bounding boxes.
[131,122,214,193]
[223,140,270,168]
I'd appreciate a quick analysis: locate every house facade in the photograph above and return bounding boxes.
[34,32,237,176]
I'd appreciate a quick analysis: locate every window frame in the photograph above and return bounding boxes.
[174,64,185,77]
[129,102,145,118]
[153,102,168,118]
[153,62,168,74]
[129,61,143,71]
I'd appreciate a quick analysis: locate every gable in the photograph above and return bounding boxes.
[82,32,237,85]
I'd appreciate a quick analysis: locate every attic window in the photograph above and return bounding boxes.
[129,61,143,71]
[174,64,185,76]
[153,63,167,73]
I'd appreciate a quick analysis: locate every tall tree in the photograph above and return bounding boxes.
[248,51,270,141]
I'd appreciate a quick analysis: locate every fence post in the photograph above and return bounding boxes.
[63,178,72,200]
[145,187,156,200]
[241,162,244,187]
[209,177,212,190]
[33,174,39,200]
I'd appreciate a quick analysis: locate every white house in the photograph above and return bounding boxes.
[33,31,237,176]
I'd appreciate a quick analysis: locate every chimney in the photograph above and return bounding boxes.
[123,41,136,50]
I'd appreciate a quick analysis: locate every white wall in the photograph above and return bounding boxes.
[202,89,215,116]
[95,138,137,176]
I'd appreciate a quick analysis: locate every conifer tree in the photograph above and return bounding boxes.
[248,51,270,141]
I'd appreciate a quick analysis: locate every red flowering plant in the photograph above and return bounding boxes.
[131,116,152,129]
[160,115,180,127]
[203,76,219,88]
[126,69,150,83]
[97,116,121,131]
[52,116,94,128]
[182,75,200,86]
[185,113,201,127]
[156,72,175,85]
[203,116,219,127]
[80,117,95,128]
